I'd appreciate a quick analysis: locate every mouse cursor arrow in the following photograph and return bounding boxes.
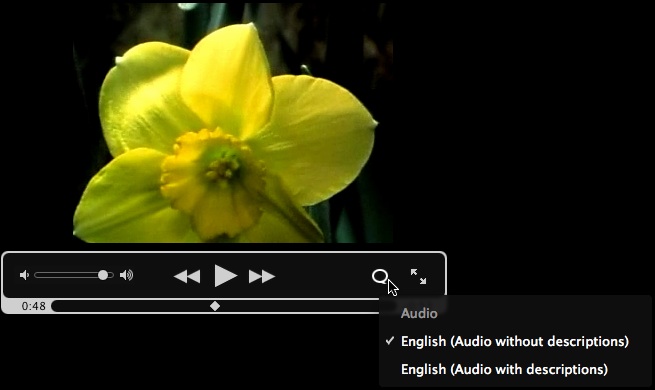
[387,279,399,296]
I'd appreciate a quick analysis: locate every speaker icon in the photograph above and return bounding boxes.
[120,269,133,281]
[19,270,29,280]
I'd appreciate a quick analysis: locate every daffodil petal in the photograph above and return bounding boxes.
[100,42,205,157]
[180,23,273,139]
[237,174,324,243]
[248,75,376,206]
[73,148,200,243]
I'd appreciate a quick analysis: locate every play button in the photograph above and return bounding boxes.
[214,265,237,287]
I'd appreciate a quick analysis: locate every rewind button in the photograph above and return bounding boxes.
[174,270,200,284]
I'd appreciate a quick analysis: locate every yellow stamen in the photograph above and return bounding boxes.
[160,128,266,240]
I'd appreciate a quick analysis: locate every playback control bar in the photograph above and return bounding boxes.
[1,251,446,314]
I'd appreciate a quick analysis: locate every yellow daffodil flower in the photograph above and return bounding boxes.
[73,23,376,243]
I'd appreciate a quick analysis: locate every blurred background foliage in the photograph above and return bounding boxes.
[72,3,393,243]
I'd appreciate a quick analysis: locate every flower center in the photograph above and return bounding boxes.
[205,154,239,181]
[160,129,266,241]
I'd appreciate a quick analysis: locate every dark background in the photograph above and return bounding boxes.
[3,2,651,388]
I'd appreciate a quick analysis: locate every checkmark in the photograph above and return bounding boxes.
[385,336,394,345]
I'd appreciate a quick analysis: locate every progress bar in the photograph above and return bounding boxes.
[3,298,380,314]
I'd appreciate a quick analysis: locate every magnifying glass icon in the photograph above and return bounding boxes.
[372,269,388,284]
[372,269,399,296]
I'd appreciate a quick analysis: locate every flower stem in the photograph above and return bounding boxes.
[307,201,332,243]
